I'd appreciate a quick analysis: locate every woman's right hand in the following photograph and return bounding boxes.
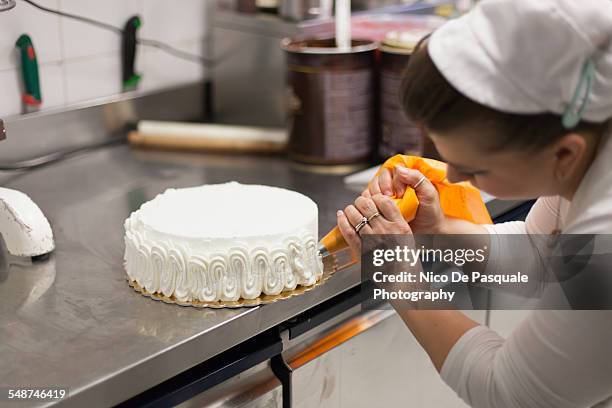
[363,165,447,234]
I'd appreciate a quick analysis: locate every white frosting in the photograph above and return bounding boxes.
[124,182,324,302]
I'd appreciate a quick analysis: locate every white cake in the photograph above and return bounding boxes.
[124,182,324,303]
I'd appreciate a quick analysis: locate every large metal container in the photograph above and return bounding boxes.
[211,9,299,127]
[378,31,426,159]
[352,0,402,11]
[237,0,258,13]
[279,0,332,21]
[282,38,378,165]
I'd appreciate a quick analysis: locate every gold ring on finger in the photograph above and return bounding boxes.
[367,212,381,223]
[413,176,427,189]
[354,216,369,233]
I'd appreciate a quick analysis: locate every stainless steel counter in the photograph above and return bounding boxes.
[0,145,362,408]
[0,140,525,408]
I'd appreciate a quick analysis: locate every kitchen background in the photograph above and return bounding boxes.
[0,0,209,117]
[0,1,530,406]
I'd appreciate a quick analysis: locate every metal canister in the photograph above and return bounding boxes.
[282,38,378,165]
[279,0,333,21]
[378,30,428,160]
[236,0,258,13]
[256,0,279,13]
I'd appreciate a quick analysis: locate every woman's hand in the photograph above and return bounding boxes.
[337,194,412,257]
[364,166,447,234]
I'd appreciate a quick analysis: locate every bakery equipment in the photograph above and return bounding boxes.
[280,0,332,21]
[0,87,531,407]
[0,120,54,258]
[282,38,377,164]
[210,1,446,128]
[236,0,258,13]
[15,34,42,113]
[378,30,430,159]
[0,120,6,141]
[352,0,402,10]
[121,16,142,91]
[211,8,298,127]
[279,0,304,20]
[128,120,287,153]
[256,0,279,12]
[335,0,352,50]
[318,155,493,256]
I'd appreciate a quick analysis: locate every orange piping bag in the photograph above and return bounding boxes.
[319,155,493,256]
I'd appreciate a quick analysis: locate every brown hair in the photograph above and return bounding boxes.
[400,42,607,152]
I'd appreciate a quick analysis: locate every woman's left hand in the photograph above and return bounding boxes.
[337,194,413,257]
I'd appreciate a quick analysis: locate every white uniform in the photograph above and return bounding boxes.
[440,130,612,408]
[424,0,612,406]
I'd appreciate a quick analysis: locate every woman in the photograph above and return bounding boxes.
[336,0,612,407]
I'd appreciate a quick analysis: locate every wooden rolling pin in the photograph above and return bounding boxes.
[128,121,288,153]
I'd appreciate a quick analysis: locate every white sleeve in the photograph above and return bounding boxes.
[524,196,564,235]
[478,197,563,295]
[440,311,612,408]
[484,196,561,236]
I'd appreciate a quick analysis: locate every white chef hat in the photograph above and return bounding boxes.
[428,0,612,128]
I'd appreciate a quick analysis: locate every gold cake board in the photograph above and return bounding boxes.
[129,254,339,308]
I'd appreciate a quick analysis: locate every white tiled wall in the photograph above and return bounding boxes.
[0,0,209,117]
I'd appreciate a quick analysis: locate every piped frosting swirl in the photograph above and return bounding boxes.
[123,182,323,303]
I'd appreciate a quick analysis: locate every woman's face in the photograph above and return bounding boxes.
[429,130,561,200]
